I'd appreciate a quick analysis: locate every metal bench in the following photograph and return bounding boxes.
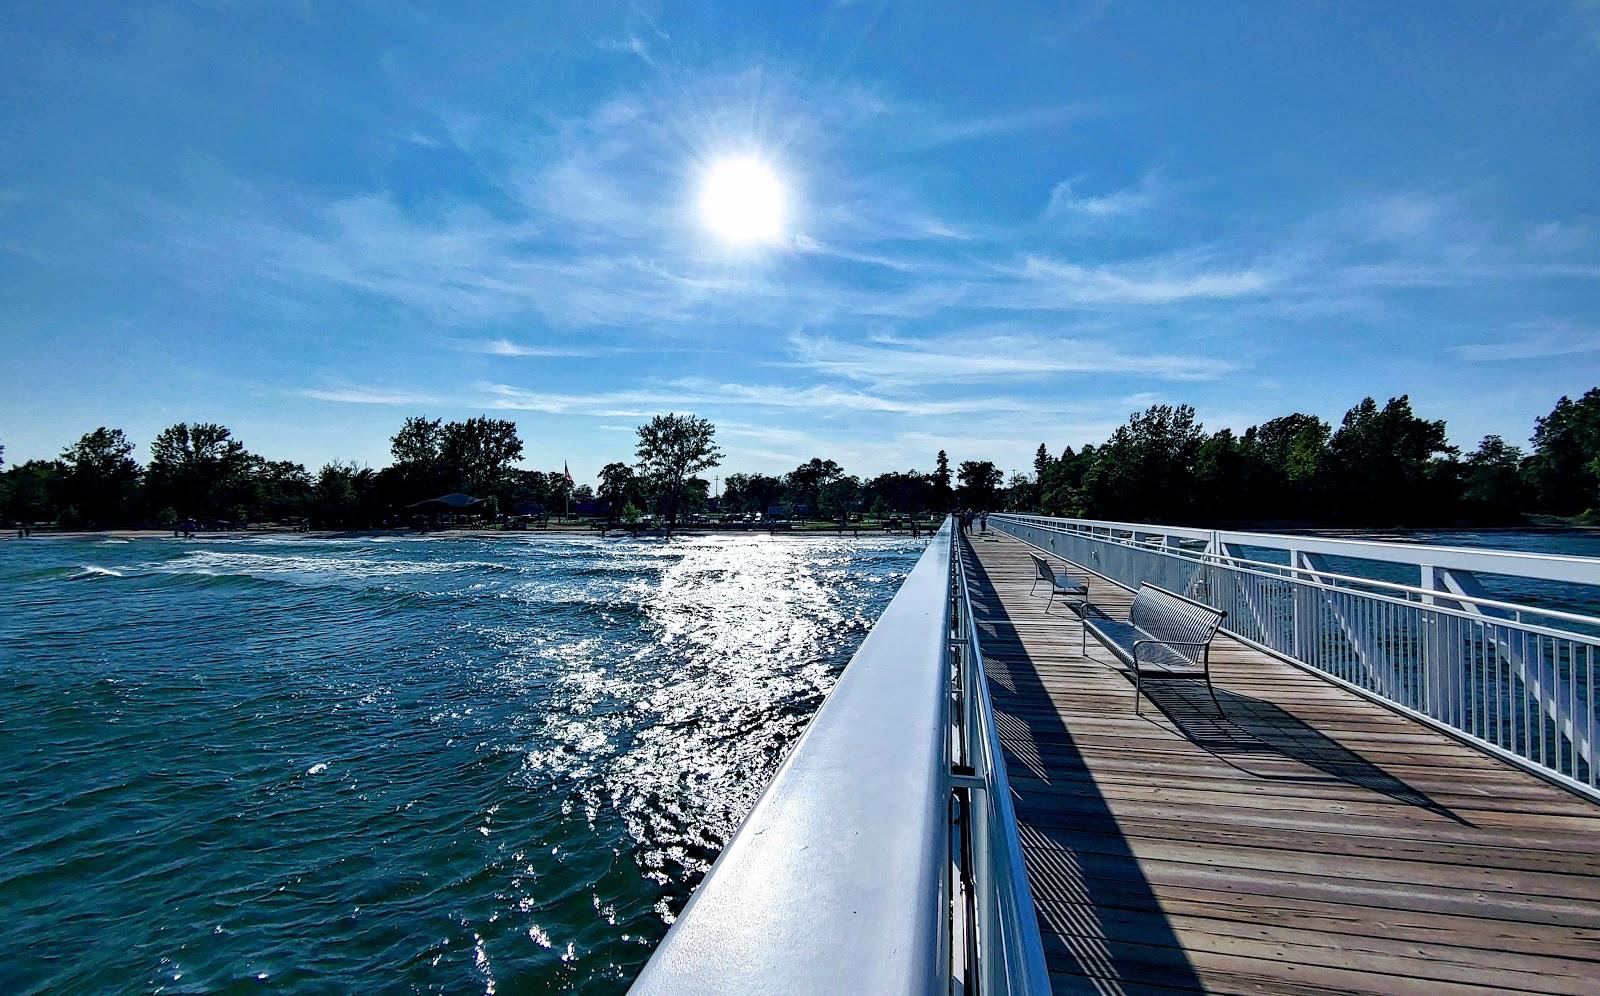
[1080,583,1228,716]
[1028,553,1088,612]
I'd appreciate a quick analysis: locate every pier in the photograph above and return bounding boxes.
[966,527,1600,993]
[634,516,1600,995]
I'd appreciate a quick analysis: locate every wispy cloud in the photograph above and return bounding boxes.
[1452,321,1600,361]
[1011,254,1272,304]
[920,103,1100,145]
[299,386,439,405]
[1044,172,1164,219]
[459,337,604,358]
[789,330,1236,385]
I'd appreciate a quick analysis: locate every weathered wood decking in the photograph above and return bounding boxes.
[963,531,1600,995]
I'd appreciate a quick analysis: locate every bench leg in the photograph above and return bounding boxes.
[1133,668,1143,716]
[1205,673,1224,717]
[1030,578,1040,596]
[1046,589,1055,611]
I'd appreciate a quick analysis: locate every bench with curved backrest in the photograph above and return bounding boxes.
[1028,553,1088,612]
[1080,583,1228,716]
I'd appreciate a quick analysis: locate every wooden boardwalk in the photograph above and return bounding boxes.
[962,531,1600,995]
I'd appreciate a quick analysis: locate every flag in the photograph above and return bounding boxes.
[564,462,573,485]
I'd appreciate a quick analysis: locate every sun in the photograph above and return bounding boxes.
[698,155,787,247]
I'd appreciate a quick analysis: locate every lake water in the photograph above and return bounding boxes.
[0,533,925,994]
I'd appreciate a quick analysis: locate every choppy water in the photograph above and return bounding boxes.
[0,533,924,994]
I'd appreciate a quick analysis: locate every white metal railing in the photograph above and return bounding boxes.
[631,518,1048,995]
[993,513,1600,803]
[950,532,1053,995]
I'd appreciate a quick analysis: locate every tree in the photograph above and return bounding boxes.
[956,460,1003,510]
[721,472,784,515]
[597,462,638,520]
[1525,389,1600,515]
[1084,404,1205,521]
[1239,413,1331,521]
[635,414,722,527]
[1033,443,1052,480]
[147,423,253,520]
[437,417,524,496]
[1039,444,1093,517]
[785,458,843,517]
[249,459,315,523]
[1325,396,1456,524]
[59,428,141,527]
[1004,471,1036,511]
[1462,435,1526,522]
[2,460,63,524]
[819,475,862,522]
[1193,429,1249,522]
[390,416,445,496]
[932,450,953,511]
[863,470,932,516]
[314,462,379,528]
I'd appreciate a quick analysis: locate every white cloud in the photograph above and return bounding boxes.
[460,337,603,357]
[1453,322,1600,361]
[789,331,1236,385]
[299,387,439,405]
[1044,173,1163,219]
[1012,254,1272,304]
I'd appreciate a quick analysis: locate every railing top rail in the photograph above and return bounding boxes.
[1210,547,1600,630]
[996,513,1600,587]
[630,521,954,996]
[997,513,1600,643]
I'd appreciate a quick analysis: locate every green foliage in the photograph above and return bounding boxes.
[818,475,861,521]
[932,450,953,511]
[721,472,784,514]
[956,459,1003,510]
[863,470,932,516]
[620,501,642,525]
[147,422,253,520]
[784,458,843,514]
[1,460,64,524]
[597,461,639,519]
[1525,388,1600,515]
[635,413,721,526]
[389,416,524,499]
[1084,404,1205,521]
[1460,435,1526,522]
[7,387,1598,531]
[59,427,141,527]
[1324,396,1456,524]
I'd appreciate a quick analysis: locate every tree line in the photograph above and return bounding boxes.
[1017,389,1600,526]
[3,388,1599,530]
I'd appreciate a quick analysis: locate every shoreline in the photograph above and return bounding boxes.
[7,519,1598,543]
[2,524,939,542]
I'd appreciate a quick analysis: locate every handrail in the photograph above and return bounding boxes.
[992,513,1600,804]
[1001,513,1600,584]
[952,534,1053,995]
[1012,515,1600,639]
[630,521,954,995]
[632,519,1047,994]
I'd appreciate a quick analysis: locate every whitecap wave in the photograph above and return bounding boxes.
[68,566,125,580]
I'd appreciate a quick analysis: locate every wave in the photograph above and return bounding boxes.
[66,566,125,580]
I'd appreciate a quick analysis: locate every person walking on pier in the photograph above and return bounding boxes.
[980,511,989,534]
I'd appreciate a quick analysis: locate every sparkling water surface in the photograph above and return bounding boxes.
[0,533,925,994]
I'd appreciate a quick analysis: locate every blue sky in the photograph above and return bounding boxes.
[3,2,1599,482]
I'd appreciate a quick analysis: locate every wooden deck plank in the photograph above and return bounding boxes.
[963,531,1600,994]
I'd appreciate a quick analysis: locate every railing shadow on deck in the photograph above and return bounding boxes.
[1136,681,1474,827]
[960,540,1206,994]
[1062,596,1474,827]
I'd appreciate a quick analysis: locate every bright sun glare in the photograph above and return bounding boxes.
[698,155,787,247]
